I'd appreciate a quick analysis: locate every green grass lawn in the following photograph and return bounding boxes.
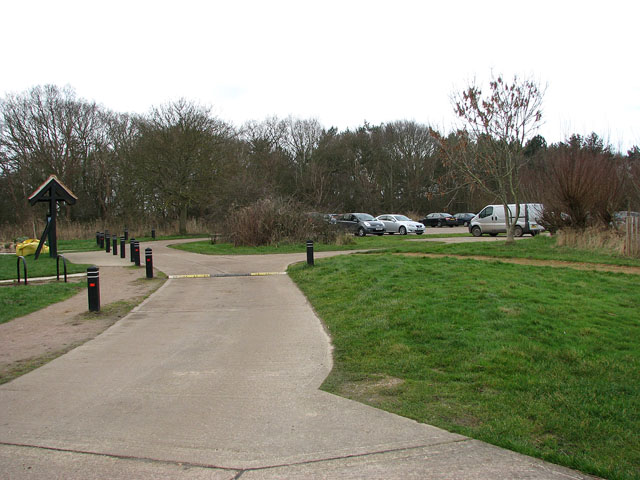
[169,233,640,269]
[170,233,467,255]
[288,254,640,480]
[0,282,84,324]
[0,255,91,281]
[390,235,640,267]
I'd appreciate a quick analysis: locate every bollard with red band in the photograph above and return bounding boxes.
[145,247,153,278]
[87,266,100,312]
[134,241,141,267]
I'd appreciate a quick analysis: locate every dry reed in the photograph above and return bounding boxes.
[556,227,625,255]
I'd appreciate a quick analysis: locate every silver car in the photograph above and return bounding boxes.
[375,214,425,235]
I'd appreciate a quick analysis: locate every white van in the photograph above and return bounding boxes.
[469,203,544,237]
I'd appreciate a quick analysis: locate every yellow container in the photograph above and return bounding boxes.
[16,239,49,256]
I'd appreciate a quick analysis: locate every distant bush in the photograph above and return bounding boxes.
[228,197,338,247]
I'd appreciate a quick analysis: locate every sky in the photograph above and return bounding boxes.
[2,0,638,152]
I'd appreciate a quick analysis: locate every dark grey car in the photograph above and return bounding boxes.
[336,213,386,236]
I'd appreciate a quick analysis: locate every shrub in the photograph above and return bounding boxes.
[228,197,338,247]
[535,136,624,231]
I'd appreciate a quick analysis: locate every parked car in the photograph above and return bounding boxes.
[613,211,640,227]
[453,212,476,227]
[336,213,386,236]
[420,212,457,227]
[469,203,544,237]
[375,214,425,235]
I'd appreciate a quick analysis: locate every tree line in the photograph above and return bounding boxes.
[1,83,638,235]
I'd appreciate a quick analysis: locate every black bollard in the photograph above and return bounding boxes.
[124,228,129,241]
[96,231,100,246]
[130,238,135,263]
[98,232,104,249]
[306,240,314,266]
[134,241,141,267]
[105,232,111,253]
[87,266,100,312]
[145,247,153,278]
[120,236,125,258]
[112,236,118,255]
[151,228,156,239]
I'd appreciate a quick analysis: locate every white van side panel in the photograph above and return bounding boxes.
[471,204,544,235]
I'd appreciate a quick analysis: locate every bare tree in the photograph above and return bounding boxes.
[131,99,234,233]
[0,85,109,221]
[439,74,545,243]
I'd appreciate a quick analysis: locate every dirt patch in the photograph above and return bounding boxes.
[0,266,165,384]
[339,375,405,405]
[400,252,640,275]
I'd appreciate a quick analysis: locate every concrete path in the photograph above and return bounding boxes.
[0,240,597,479]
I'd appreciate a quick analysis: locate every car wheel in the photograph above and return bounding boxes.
[531,230,539,237]
[399,226,407,235]
[437,221,442,227]
[471,226,482,237]
[357,227,366,237]
[464,221,469,227]
[514,226,524,237]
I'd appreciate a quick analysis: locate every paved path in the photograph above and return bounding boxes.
[0,240,597,479]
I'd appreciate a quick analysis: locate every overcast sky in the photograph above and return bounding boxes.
[2,0,638,151]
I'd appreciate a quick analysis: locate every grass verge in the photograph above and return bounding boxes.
[288,254,640,480]
[0,282,84,324]
[170,233,466,255]
[390,235,640,267]
[0,254,91,281]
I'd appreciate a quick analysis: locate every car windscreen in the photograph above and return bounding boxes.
[355,214,375,221]
[395,215,411,221]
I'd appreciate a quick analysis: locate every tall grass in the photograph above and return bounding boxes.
[556,227,624,255]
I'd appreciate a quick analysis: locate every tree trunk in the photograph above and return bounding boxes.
[179,204,188,234]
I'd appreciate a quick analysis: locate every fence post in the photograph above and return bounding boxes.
[87,266,100,312]
[16,256,27,285]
